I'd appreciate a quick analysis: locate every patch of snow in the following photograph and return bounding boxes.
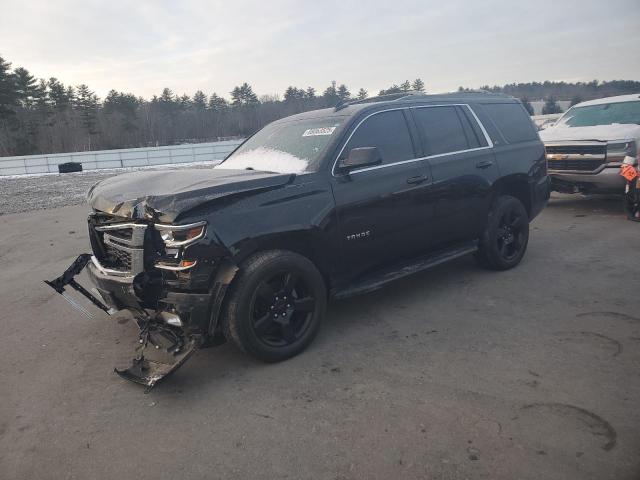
[217,147,309,174]
[0,160,223,179]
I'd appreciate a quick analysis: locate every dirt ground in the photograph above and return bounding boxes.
[0,193,639,480]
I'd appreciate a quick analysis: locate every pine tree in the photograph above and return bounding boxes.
[48,78,71,111]
[240,83,258,105]
[231,83,259,106]
[412,78,425,93]
[379,84,402,95]
[230,86,242,106]
[0,55,18,118]
[209,93,228,111]
[66,85,75,104]
[337,84,351,102]
[178,94,191,111]
[104,90,138,117]
[13,67,37,107]
[34,79,48,109]
[542,96,562,115]
[75,84,99,135]
[284,86,298,102]
[400,80,411,91]
[305,87,316,99]
[357,88,368,100]
[192,90,207,111]
[520,96,534,115]
[159,87,175,104]
[323,81,338,103]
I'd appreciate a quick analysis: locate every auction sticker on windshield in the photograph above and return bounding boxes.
[303,127,336,137]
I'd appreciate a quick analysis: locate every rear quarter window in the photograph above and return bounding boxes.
[481,103,538,144]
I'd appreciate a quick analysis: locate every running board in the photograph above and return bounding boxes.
[332,241,478,300]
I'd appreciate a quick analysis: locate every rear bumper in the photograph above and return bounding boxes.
[549,166,625,193]
[530,175,551,220]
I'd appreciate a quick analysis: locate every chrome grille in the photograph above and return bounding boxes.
[90,216,147,276]
[547,159,605,171]
[545,144,606,156]
[104,242,132,271]
[545,142,607,173]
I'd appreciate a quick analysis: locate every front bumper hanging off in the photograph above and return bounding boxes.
[45,254,199,390]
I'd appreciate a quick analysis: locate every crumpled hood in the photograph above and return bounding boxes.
[87,167,294,222]
[540,123,640,142]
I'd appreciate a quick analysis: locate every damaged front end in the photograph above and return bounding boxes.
[45,210,236,390]
[116,318,200,390]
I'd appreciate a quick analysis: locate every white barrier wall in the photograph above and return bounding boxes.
[0,139,244,176]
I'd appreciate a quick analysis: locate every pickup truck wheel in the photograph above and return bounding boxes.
[475,195,529,271]
[221,250,327,362]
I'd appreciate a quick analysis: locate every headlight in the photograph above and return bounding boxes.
[154,221,206,247]
[607,140,636,160]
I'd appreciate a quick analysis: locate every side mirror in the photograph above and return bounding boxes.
[338,147,382,172]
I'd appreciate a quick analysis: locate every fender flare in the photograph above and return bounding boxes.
[207,258,239,335]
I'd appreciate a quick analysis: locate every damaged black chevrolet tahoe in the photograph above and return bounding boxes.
[47,92,550,388]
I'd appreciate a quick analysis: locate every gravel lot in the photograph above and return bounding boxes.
[0,163,219,215]
[0,173,638,479]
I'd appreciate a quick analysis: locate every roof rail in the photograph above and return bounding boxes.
[334,89,509,111]
[335,91,425,110]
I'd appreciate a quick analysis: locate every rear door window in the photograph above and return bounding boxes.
[481,103,538,143]
[413,106,469,156]
[342,110,415,165]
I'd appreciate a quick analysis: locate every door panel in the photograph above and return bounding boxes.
[411,104,499,246]
[332,160,434,280]
[330,109,435,282]
[429,149,498,245]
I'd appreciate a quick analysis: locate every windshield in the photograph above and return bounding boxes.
[217,117,344,174]
[556,101,640,127]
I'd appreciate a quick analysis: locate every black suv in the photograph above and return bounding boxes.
[47,92,550,387]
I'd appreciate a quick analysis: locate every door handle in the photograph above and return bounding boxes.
[475,160,494,169]
[406,175,428,185]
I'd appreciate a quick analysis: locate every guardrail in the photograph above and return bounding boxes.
[0,139,244,176]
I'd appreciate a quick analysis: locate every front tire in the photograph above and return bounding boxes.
[221,250,327,362]
[475,195,529,270]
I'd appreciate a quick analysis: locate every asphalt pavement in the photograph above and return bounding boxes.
[0,193,638,480]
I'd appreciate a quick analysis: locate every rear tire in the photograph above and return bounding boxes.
[221,250,327,362]
[475,195,529,271]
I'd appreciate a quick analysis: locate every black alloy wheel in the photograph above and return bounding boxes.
[496,208,527,262]
[476,195,529,271]
[250,271,316,348]
[222,250,327,362]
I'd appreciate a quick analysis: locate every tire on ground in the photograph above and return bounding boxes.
[475,195,529,271]
[221,250,327,362]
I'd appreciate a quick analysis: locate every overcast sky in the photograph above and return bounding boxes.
[1,0,639,100]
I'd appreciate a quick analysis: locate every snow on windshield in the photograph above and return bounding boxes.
[216,147,309,174]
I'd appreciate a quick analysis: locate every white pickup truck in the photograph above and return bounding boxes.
[540,94,640,194]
